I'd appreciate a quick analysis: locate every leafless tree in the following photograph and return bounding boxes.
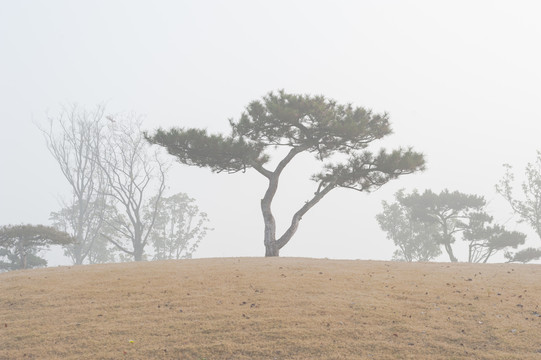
[99,115,168,261]
[41,104,111,265]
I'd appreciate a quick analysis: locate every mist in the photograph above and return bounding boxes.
[2,1,541,266]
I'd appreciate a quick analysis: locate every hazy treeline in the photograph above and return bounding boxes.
[377,155,541,263]
[2,93,541,271]
[0,105,211,271]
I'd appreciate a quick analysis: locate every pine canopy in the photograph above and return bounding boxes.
[147,91,425,191]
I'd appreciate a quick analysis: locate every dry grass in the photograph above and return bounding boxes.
[1,257,541,359]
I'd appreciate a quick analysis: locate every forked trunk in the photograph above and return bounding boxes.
[261,176,334,257]
[256,146,332,257]
[441,226,458,262]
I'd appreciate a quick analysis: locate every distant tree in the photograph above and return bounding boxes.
[505,247,541,263]
[40,104,110,265]
[0,225,73,271]
[148,193,211,260]
[147,91,425,256]
[99,116,168,261]
[496,153,541,241]
[376,190,441,262]
[50,201,118,264]
[400,189,486,262]
[394,189,525,263]
[462,212,526,263]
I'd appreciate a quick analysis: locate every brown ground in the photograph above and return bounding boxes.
[1,258,540,359]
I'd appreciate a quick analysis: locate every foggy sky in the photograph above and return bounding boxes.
[1,0,541,265]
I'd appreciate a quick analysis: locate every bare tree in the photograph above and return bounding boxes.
[49,201,118,264]
[99,116,168,261]
[41,105,110,265]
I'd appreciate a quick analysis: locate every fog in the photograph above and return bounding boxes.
[1,1,541,265]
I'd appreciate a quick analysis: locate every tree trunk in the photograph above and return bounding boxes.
[17,241,27,269]
[133,243,144,261]
[444,242,458,262]
[262,196,279,257]
[133,224,145,261]
[440,225,458,262]
[134,251,143,261]
[260,169,279,257]
[265,241,279,257]
[482,249,493,263]
[74,239,84,265]
[75,199,85,265]
[133,235,144,261]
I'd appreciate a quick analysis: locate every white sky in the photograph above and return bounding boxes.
[1,0,541,264]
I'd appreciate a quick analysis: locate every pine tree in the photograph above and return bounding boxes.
[147,91,425,256]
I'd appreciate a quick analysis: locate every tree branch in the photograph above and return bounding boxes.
[100,233,134,256]
[276,182,336,249]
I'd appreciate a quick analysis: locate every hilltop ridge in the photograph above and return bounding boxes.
[1,257,540,359]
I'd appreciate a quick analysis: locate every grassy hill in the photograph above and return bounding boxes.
[1,257,540,359]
